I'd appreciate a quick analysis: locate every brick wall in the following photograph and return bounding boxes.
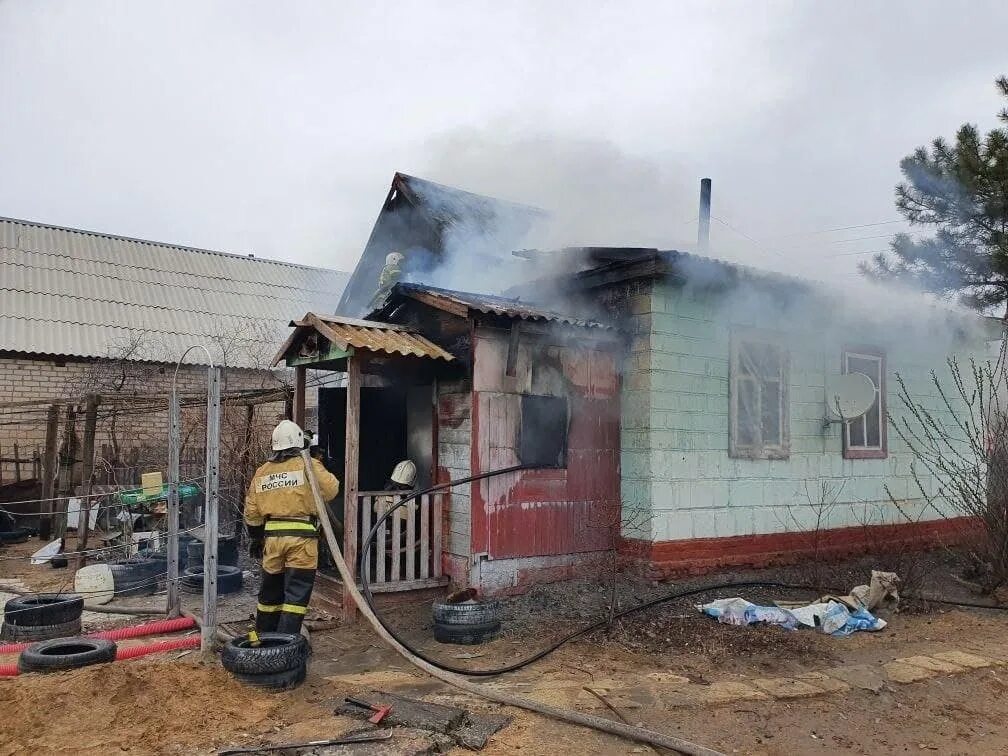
[0,354,313,488]
[622,279,988,548]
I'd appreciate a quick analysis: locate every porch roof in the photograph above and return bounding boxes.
[271,312,454,367]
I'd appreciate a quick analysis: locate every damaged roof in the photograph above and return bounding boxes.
[0,216,349,366]
[335,173,545,317]
[272,312,454,366]
[377,282,612,330]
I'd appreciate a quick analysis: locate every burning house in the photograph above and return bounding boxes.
[275,173,996,612]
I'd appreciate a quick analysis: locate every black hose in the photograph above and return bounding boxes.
[357,465,826,676]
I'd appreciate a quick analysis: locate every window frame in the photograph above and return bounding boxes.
[841,346,888,460]
[729,330,791,460]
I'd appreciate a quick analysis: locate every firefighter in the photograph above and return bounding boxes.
[368,251,405,310]
[244,420,340,634]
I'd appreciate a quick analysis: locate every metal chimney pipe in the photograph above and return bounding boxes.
[697,178,712,253]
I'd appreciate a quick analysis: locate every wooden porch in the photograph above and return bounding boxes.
[272,313,457,621]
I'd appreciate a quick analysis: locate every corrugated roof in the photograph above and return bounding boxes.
[0,216,349,366]
[391,283,612,329]
[273,313,453,365]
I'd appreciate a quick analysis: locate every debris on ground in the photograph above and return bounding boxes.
[698,597,887,636]
[697,572,899,637]
[338,690,512,750]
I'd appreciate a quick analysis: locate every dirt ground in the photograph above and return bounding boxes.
[3,543,1008,755]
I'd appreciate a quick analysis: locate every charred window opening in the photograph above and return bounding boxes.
[518,394,568,468]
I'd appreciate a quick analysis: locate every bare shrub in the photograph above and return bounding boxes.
[890,336,1008,593]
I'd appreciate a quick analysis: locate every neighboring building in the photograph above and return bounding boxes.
[0,215,348,487]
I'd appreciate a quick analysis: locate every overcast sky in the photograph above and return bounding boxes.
[1,1,1006,284]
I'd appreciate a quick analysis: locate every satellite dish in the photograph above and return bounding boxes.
[825,373,876,421]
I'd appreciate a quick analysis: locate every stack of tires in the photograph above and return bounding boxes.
[431,599,502,645]
[180,565,243,595]
[107,532,197,598]
[186,536,239,568]
[221,632,308,690]
[18,638,116,674]
[108,557,163,597]
[1,593,84,642]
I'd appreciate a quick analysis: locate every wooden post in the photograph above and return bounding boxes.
[240,403,254,490]
[293,366,307,428]
[39,405,60,540]
[342,356,361,622]
[54,404,77,540]
[167,388,182,618]
[13,442,20,483]
[74,394,100,567]
[202,366,222,655]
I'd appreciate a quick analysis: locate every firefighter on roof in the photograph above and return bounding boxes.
[244,420,340,634]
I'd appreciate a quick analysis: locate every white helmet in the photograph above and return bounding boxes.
[391,460,417,487]
[272,420,304,451]
[385,252,404,266]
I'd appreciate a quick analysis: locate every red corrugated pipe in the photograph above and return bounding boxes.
[0,634,202,676]
[114,635,200,660]
[0,616,196,655]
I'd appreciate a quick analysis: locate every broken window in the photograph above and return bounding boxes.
[730,337,790,459]
[843,349,887,459]
[518,394,568,468]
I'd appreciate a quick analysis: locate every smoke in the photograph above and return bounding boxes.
[405,125,992,351]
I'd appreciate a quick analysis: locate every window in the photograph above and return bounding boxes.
[730,336,790,459]
[518,394,568,468]
[843,349,887,459]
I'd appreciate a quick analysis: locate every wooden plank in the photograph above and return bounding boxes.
[432,492,443,578]
[74,394,100,566]
[405,289,469,318]
[375,495,386,584]
[391,503,401,582]
[54,404,77,540]
[12,442,20,482]
[506,322,520,377]
[293,365,307,428]
[406,496,417,580]
[365,576,449,593]
[39,405,61,540]
[342,356,361,622]
[361,493,373,583]
[419,494,430,579]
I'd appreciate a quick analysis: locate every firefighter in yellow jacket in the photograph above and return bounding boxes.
[244,420,340,634]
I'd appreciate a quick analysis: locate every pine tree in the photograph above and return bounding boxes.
[861,77,1008,316]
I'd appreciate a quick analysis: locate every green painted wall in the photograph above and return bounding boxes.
[620,276,989,543]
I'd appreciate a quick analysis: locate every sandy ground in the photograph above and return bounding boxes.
[3,541,1008,754]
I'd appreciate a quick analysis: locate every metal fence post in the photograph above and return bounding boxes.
[202,366,222,654]
[167,387,181,618]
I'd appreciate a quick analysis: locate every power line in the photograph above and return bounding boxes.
[771,219,904,240]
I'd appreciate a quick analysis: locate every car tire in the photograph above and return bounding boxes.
[432,619,501,645]
[221,632,309,675]
[231,663,306,691]
[180,565,243,594]
[18,637,116,673]
[0,618,82,642]
[3,594,84,627]
[432,600,501,626]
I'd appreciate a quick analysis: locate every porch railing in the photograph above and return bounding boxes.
[355,491,444,590]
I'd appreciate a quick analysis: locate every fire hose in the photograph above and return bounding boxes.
[302,452,726,756]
